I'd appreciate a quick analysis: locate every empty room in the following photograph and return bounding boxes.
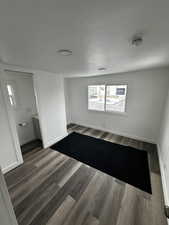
[0,0,169,225]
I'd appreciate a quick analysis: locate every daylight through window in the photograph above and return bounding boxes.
[88,84,127,113]
[6,84,16,106]
[88,85,105,111]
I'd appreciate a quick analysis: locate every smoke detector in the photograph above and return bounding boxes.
[57,49,72,56]
[98,67,106,71]
[131,35,143,47]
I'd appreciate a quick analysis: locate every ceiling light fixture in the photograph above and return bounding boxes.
[57,49,72,56]
[98,67,106,71]
[131,34,143,47]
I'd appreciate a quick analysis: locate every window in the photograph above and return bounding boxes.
[106,85,127,112]
[6,84,16,106]
[88,85,105,111]
[88,84,127,113]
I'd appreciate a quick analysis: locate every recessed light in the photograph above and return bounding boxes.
[57,49,72,56]
[98,67,106,71]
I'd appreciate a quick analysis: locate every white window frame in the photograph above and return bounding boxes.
[88,84,128,115]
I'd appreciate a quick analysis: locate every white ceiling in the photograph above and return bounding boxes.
[0,0,169,77]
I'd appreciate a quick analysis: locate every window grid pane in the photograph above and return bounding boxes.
[6,84,16,107]
[9,96,14,106]
[106,85,127,113]
[88,85,105,111]
[7,84,13,96]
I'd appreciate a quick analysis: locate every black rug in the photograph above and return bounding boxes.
[51,132,152,193]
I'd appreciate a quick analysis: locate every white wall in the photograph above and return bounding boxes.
[158,87,169,209]
[34,71,67,148]
[65,67,169,143]
[5,71,37,145]
[64,78,72,124]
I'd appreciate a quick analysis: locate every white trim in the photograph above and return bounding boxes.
[157,144,169,225]
[2,161,21,174]
[71,121,156,144]
[0,167,18,225]
[158,145,169,204]
[87,108,128,117]
[32,75,46,148]
[44,132,68,148]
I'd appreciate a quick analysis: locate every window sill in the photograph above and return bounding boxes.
[88,109,127,117]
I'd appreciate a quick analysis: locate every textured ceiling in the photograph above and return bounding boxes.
[0,0,169,76]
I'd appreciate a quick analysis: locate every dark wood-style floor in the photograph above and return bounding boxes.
[5,124,167,225]
[21,139,42,154]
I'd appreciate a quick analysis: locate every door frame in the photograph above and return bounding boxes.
[0,67,45,173]
[0,69,23,173]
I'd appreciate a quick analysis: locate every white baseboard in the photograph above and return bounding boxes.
[2,160,23,174]
[157,144,169,225]
[44,132,68,148]
[71,121,156,144]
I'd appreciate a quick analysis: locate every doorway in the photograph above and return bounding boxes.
[4,70,42,155]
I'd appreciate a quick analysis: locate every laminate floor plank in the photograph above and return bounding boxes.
[101,133,113,141]
[128,138,140,149]
[46,195,76,225]
[99,181,125,225]
[113,135,123,145]
[14,158,77,217]
[58,162,82,188]
[133,195,152,225]
[120,137,130,146]
[63,172,103,225]
[23,148,49,162]
[18,183,59,225]
[92,174,114,219]
[11,155,69,207]
[82,128,96,136]
[10,153,66,196]
[90,129,103,138]
[116,185,139,225]
[29,165,95,225]
[5,163,37,189]
[99,131,109,139]
[23,147,43,160]
[5,124,167,225]
[67,123,77,129]
[81,127,91,134]
[35,150,60,167]
[81,214,99,225]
